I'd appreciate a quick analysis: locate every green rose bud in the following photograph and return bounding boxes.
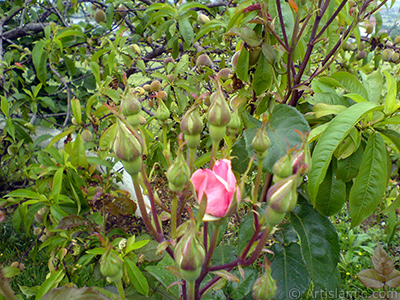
[267,175,298,213]
[100,248,123,282]
[156,99,170,121]
[113,121,142,163]
[167,151,190,192]
[181,108,203,136]
[252,264,277,300]
[121,93,141,116]
[252,128,270,159]
[272,153,292,179]
[207,85,231,128]
[228,110,241,131]
[174,223,205,282]
[264,205,286,227]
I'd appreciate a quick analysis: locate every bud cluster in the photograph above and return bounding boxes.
[264,140,311,227]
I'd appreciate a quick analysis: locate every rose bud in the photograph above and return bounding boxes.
[191,159,240,220]
[227,110,242,131]
[174,223,206,282]
[156,99,170,122]
[266,175,298,213]
[252,264,277,300]
[100,248,123,282]
[272,153,292,179]
[181,108,203,149]
[113,121,142,175]
[264,205,286,227]
[207,83,231,143]
[252,127,270,160]
[167,151,190,192]
[121,93,141,116]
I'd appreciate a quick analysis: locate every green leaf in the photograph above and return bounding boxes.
[212,245,237,265]
[330,72,369,100]
[336,142,365,182]
[71,134,88,169]
[52,168,64,204]
[379,129,400,152]
[228,27,261,47]
[236,48,249,82]
[71,98,82,125]
[314,160,346,216]
[1,96,9,117]
[253,53,273,96]
[361,70,383,103]
[308,102,379,202]
[383,71,397,115]
[290,199,339,293]
[349,133,388,228]
[6,189,40,199]
[32,40,48,83]
[263,105,310,173]
[225,268,257,299]
[238,210,256,251]
[178,16,194,45]
[125,259,149,296]
[271,243,310,300]
[35,270,65,300]
[145,255,179,297]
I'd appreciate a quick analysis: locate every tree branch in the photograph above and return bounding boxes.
[3,23,49,40]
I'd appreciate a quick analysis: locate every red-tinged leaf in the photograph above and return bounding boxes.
[357,269,385,289]
[288,0,298,12]
[56,215,85,230]
[243,4,261,13]
[211,270,240,283]
[372,245,394,275]
[385,269,400,288]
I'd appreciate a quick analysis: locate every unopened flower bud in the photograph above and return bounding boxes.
[181,108,203,136]
[228,110,241,131]
[272,154,292,178]
[207,88,231,127]
[126,114,141,127]
[113,122,142,163]
[267,175,298,213]
[121,93,141,116]
[174,224,205,282]
[100,249,123,282]
[252,265,277,300]
[156,99,170,121]
[167,151,190,192]
[252,128,270,153]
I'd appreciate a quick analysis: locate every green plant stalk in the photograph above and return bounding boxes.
[131,173,159,239]
[252,162,264,203]
[171,194,178,239]
[115,279,126,300]
[210,140,219,169]
[187,280,196,300]
[0,268,18,300]
[188,147,196,173]
[162,124,171,165]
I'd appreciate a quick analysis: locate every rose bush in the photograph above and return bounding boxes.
[190,159,240,218]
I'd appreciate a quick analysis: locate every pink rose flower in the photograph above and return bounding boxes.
[190,159,240,218]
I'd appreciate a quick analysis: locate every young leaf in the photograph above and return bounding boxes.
[71,134,88,169]
[383,71,397,115]
[349,133,387,228]
[125,259,149,296]
[178,16,194,46]
[372,245,394,276]
[357,269,385,289]
[32,40,48,83]
[308,102,378,203]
